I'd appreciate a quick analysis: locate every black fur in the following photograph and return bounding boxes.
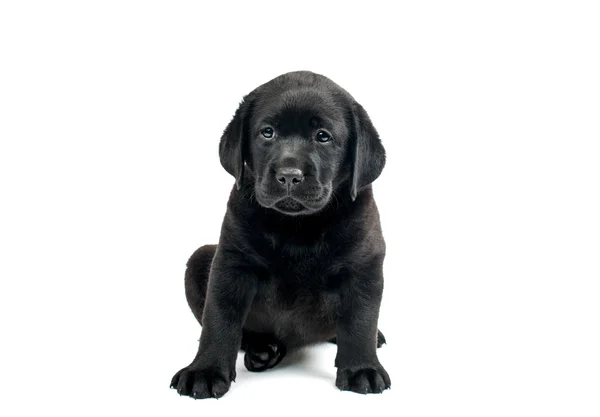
[171,71,390,399]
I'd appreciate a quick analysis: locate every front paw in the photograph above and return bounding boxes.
[336,365,391,394]
[170,366,234,399]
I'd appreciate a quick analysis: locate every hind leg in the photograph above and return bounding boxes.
[178,244,288,373]
[173,245,285,383]
[241,331,287,372]
[183,244,216,324]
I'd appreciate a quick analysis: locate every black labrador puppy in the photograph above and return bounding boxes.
[171,71,390,399]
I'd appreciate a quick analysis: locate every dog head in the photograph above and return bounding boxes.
[219,71,385,215]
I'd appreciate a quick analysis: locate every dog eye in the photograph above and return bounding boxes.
[261,127,274,139]
[315,130,332,143]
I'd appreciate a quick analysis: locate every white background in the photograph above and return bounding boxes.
[1,1,599,415]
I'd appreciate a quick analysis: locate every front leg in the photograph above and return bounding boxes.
[171,249,257,399]
[335,261,391,394]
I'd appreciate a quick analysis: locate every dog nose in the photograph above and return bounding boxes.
[276,168,304,186]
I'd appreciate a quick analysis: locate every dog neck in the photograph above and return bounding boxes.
[229,180,376,241]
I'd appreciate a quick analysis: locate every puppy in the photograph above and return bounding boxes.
[171,71,390,399]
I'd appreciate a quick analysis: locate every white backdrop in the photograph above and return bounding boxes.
[1,1,599,416]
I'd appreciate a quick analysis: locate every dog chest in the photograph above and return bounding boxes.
[243,269,342,344]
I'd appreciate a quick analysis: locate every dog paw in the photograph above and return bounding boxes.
[376,330,386,347]
[170,366,234,399]
[244,341,286,372]
[336,365,391,394]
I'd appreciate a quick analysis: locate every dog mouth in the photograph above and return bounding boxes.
[274,197,307,214]
[255,181,333,215]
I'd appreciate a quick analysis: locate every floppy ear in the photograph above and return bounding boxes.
[349,101,386,201]
[219,94,254,189]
